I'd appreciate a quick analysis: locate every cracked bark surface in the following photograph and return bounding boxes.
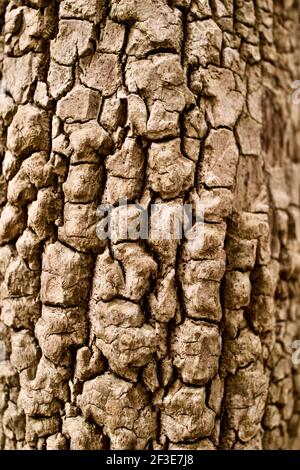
[0,0,300,451]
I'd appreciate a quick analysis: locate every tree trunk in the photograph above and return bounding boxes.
[0,0,300,451]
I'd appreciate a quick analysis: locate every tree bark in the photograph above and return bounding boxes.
[0,0,300,451]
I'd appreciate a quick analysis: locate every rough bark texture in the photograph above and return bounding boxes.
[0,0,300,451]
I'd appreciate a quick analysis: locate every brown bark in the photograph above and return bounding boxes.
[0,0,300,450]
